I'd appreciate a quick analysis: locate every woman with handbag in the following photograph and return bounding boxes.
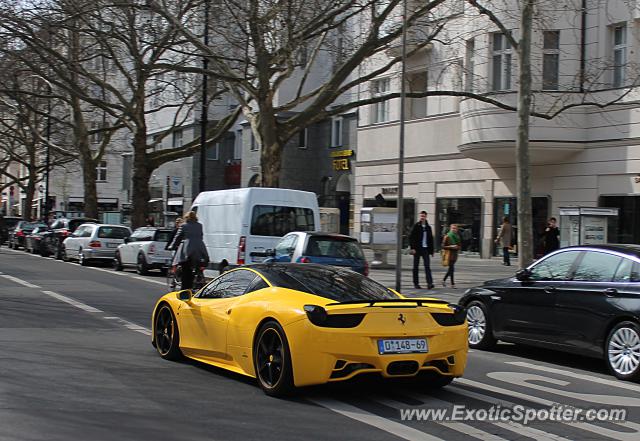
[441,224,461,288]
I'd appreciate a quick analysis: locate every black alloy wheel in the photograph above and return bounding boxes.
[154,305,182,360]
[137,253,150,275]
[254,321,294,396]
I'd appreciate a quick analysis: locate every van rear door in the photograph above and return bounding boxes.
[246,204,316,263]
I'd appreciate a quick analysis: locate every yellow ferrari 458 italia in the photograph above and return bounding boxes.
[152,263,468,396]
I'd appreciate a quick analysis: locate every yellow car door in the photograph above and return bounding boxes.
[178,269,263,362]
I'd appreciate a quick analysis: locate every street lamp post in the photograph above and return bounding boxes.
[199,0,210,193]
[395,0,408,292]
[44,83,51,221]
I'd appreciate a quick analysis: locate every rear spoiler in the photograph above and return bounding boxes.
[325,299,451,307]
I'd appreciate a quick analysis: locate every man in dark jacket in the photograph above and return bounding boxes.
[409,210,434,289]
[167,212,209,289]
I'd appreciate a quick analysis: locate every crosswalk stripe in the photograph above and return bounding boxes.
[506,361,640,393]
[376,396,509,441]
[451,383,640,441]
[309,397,445,441]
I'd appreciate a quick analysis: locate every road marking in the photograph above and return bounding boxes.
[41,290,103,313]
[102,316,152,336]
[506,361,640,393]
[0,274,41,288]
[376,396,509,441]
[458,378,553,406]
[487,371,640,407]
[453,382,640,440]
[308,397,444,441]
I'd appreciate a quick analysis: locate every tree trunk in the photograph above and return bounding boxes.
[257,105,282,188]
[131,129,151,229]
[81,151,99,219]
[23,179,36,221]
[516,0,534,267]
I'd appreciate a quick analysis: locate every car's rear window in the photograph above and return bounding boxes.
[306,236,364,260]
[98,227,130,239]
[154,230,172,242]
[260,265,398,302]
[250,205,315,237]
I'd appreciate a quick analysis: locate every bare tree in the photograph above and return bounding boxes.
[1,0,238,226]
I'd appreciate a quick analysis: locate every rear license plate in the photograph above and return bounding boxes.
[378,338,428,354]
[106,243,118,248]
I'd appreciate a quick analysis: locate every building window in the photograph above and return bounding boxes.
[406,70,427,120]
[492,32,512,91]
[542,31,560,90]
[331,117,343,147]
[612,24,627,88]
[298,128,308,149]
[234,130,242,159]
[250,133,259,151]
[371,78,390,123]
[207,142,219,160]
[465,38,475,92]
[172,129,183,149]
[96,160,107,182]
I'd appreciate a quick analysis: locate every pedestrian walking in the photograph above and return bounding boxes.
[495,217,513,266]
[409,210,434,289]
[145,216,155,227]
[441,224,461,288]
[165,217,184,251]
[167,211,209,290]
[542,217,560,255]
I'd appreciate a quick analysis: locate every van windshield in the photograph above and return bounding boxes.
[251,205,315,237]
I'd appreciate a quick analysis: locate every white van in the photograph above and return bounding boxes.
[191,188,320,271]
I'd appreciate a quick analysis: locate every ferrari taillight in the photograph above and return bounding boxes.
[89,240,101,248]
[237,236,246,264]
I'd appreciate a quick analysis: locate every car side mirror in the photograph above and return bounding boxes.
[177,289,193,301]
[515,268,532,281]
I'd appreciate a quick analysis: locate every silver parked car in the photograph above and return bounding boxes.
[62,224,132,266]
[113,227,173,275]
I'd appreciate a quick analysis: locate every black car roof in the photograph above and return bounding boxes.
[563,244,640,259]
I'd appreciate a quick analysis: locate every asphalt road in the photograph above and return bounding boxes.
[1,247,639,441]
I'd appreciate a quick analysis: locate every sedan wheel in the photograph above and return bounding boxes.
[79,249,88,266]
[137,254,150,275]
[113,253,124,271]
[154,305,182,360]
[606,321,640,381]
[61,247,69,262]
[254,321,294,396]
[466,300,496,350]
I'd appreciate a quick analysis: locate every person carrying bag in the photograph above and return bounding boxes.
[441,224,461,288]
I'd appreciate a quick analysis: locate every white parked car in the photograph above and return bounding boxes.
[62,224,132,266]
[113,227,173,275]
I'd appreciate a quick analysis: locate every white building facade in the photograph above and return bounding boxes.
[355,0,640,257]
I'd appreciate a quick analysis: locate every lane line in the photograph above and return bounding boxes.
[506,361,640,393]
[451,383,640,440]
[41,290,102,313]
[376,396,509,441]
[0,274,41,288]
[458,378,553,406]
[308,397,445,441]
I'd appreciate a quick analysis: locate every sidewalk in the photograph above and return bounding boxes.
[366,250,518,304]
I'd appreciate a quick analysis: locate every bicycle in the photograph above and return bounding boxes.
[166,262,206,291]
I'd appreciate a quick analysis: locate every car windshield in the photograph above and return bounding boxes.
[154,230,172,242]
[305,236,364,260]
[70,219,96,231]
[258,264,398,302]
[97,227,130,239]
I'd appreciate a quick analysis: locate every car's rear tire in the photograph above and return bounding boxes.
[78,249,88,266]
[253,321,294,397]
[137,253,150,275]
[466,300,496,350]
[114,252,124,271]
[61,246,69,262]
[154,304,182,361]
[605,321,640,381]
